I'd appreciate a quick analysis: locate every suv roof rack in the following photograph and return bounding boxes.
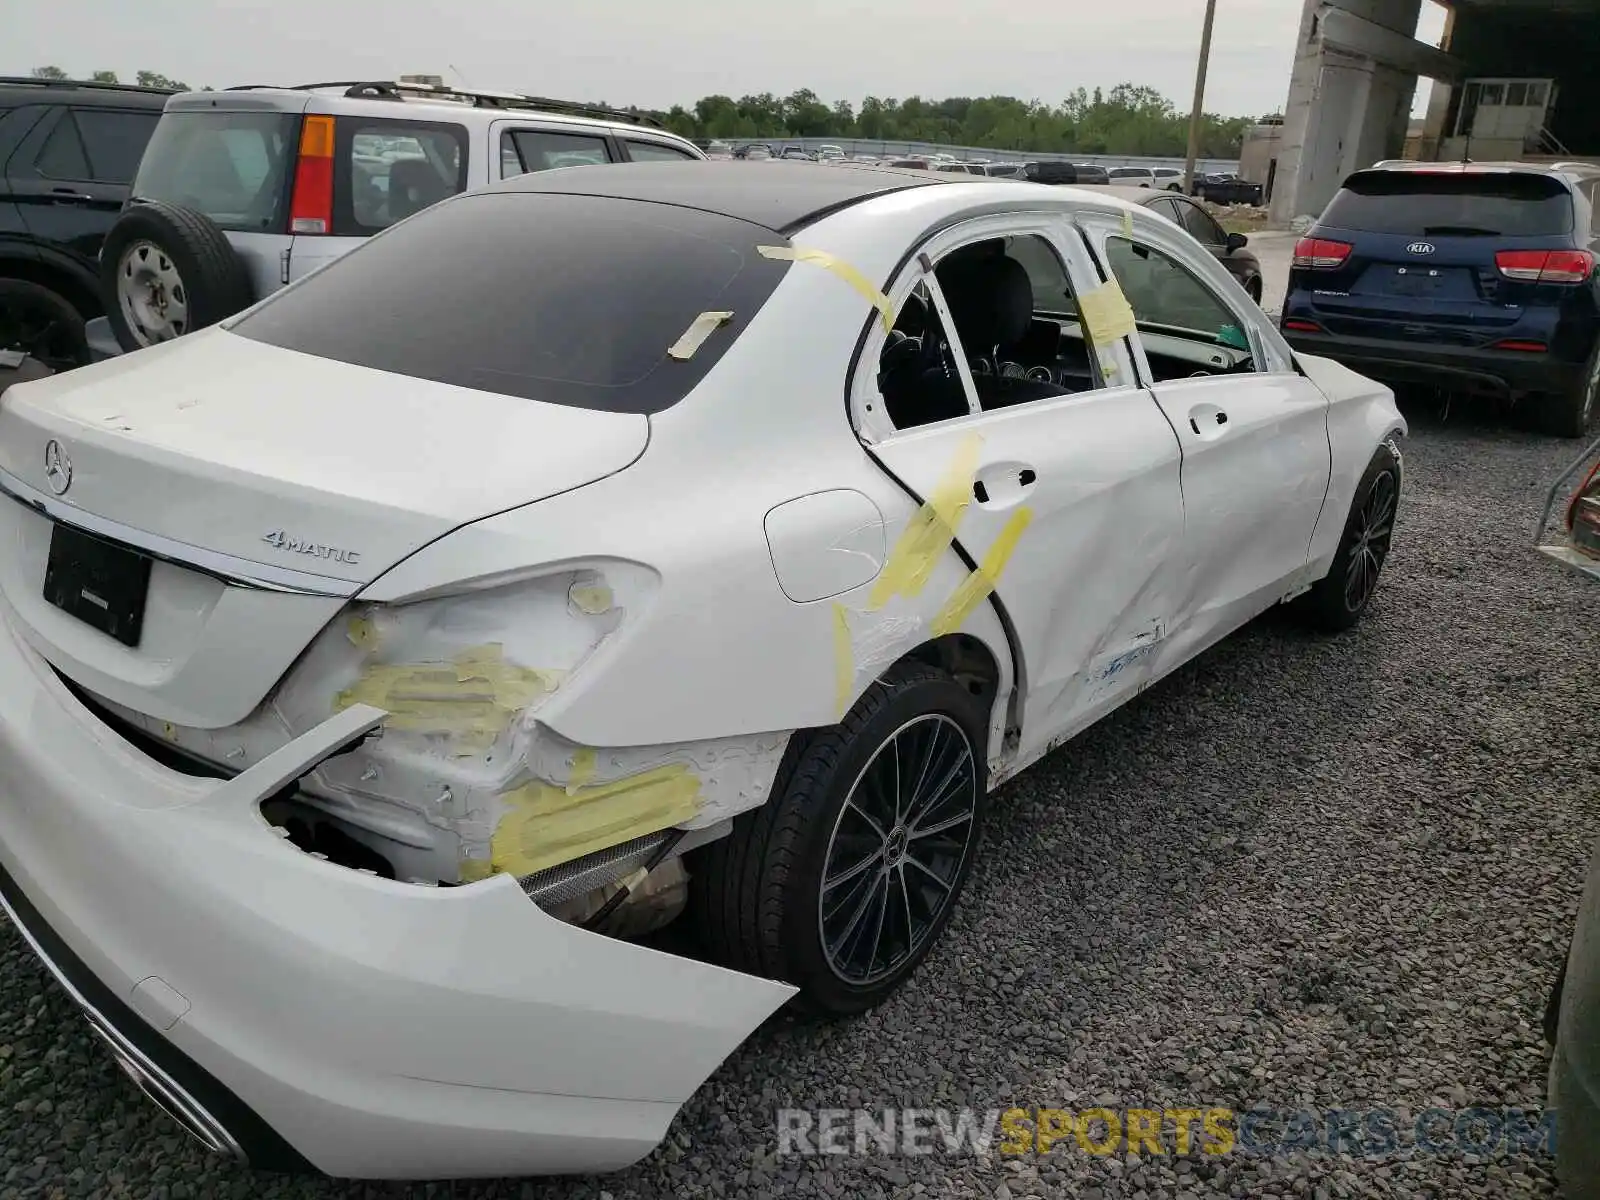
[0,75,178,95]
[223,79,664,128]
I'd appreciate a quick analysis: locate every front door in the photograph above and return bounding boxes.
[855,212,1187,757]
[1079,211,1332,669]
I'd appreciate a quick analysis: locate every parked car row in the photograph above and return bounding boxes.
[0,87,1413,1182]
[0,75,707,366]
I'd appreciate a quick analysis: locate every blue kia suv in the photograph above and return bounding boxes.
[1280,162,1600,437]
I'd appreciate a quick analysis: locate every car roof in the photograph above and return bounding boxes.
[494,160,955,234]
[1098,185,1178,206]
[168,83,695,146]
[0,76,175,109]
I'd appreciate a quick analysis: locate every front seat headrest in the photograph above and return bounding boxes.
[387,159,452,221]
[936,254,1035,353]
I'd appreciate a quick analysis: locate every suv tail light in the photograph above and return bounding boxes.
[1292,238,1352,269]
[288,115,335,235]
[1494,249,1595,284]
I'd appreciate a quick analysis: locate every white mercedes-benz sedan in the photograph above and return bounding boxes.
[0,162,1405,1179]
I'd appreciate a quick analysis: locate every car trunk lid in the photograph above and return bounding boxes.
[0,328,648,726]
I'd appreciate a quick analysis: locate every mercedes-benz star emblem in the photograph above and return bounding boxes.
[43,440,72,496]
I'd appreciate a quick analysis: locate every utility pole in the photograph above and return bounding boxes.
[1182,0,1219,196]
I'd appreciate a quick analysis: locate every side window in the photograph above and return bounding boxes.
[1177,201,1225,247]
[34,111,90,180]
[625,140,697,163]
[341,121,467,234]
[1148,198,1182,226]
[1104,237,1252,360]
[73,109,160,184]
[503,129,612,176]
[878,234,1103,432]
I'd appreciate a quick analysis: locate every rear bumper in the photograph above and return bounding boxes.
[1282,330,1586,396]
[0,600,793,1180]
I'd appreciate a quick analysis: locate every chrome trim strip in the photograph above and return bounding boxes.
[0,464,359,598]
[0,887,245,1160]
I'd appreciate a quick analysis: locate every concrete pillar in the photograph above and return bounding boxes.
[1269,0,1430,225]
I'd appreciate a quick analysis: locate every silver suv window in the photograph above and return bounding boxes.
[132,110,298,232]
[340,118,467,233]
[502,129,613,177]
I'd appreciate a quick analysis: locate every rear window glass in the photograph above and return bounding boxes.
[1322,171,1574,237]
[132,110,297,232]
[229,191,793,414]
[341,120,467,234]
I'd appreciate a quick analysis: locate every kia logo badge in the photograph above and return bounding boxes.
[1407,242,1436,255]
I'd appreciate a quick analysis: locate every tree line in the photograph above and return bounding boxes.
[27,67,1269,157]
[654,85,1270,158]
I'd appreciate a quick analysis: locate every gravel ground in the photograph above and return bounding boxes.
[1,394,1597,1200]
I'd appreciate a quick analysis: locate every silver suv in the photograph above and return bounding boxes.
[87,79,704,359]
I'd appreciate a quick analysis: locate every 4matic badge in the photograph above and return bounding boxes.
[262,530,361,565]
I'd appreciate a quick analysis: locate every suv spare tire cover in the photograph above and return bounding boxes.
[100,200,255,353]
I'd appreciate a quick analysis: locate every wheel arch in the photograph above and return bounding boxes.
[873,628,1019,772]
[0,245,101,319]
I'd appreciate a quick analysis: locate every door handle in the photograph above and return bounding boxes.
[973,464,1036,506]
[1187,405,1229,437]
[50,189,93,204]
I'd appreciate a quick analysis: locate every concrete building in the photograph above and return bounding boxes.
[1268,0,1600,225]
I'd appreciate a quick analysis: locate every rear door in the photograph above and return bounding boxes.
[1297,170,1580,348]
[856,212,1185,753]
[10,104,160,267]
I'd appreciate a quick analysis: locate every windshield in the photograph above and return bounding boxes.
[1322,171,1574,237]
[230,191,794,414]
[132,110,297,232]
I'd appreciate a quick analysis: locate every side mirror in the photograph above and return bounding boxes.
[1226,232,1249,253]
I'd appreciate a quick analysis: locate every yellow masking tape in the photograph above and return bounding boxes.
[758,245,894,332]
[568,746,597,793]
[1122,208,1134,237]
[930,508,1034,637]
[833,602,854,717]
[667,310,734,360]
[335,645,562,739]
[1078,279,1138,347]
[489,764,701,877]
[868,431,983,609]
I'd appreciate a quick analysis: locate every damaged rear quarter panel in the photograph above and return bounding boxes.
[114,244,1021,883]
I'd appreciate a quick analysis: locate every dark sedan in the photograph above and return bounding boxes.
[1099,186,1264,304]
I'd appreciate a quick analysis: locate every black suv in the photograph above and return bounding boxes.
[0,77,170,370]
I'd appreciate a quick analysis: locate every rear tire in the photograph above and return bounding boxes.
[100,201,254,352]
[1294,441,1401,632]
[1525,342,1599,439]
[0,278,88,372]
[691,661,990,1016]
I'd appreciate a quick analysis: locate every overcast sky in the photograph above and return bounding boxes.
[9,0,1448,119]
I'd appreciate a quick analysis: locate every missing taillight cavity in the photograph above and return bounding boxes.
[1494,249,1595,285]
[288,115,335,235]
[1568,460,1600,534]
[1292,238,1352,270]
